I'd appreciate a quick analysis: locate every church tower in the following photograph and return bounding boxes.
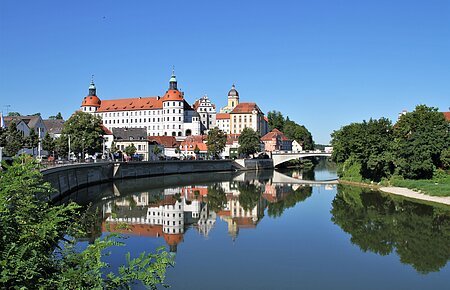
[227,84,239,109]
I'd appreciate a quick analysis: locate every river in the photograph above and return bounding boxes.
[68,161,450,290]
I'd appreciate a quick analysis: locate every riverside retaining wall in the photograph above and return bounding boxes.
[42,160,235,199]
[42,159,273,200]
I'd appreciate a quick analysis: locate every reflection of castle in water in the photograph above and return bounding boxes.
[102,171,315,252]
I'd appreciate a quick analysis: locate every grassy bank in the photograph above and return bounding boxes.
[386,176,450,197]
[340,169,450,197]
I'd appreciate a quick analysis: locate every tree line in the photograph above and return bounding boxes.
[331,105,450,181]
[267,110,314,150]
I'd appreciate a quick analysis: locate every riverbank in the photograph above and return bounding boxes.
[339,179,450,206]
[379,186,450,206]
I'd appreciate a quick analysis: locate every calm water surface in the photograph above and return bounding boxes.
[70,163,450,290]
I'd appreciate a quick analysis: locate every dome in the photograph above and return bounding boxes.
[81,95,101,107]
[228,84,239,97]
[162,89,184,102]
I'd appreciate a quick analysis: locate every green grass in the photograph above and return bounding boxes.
[388,177,450,197]
[340,168,450,197]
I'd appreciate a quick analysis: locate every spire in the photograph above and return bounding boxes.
[88,75,96,96]
[169,66,178,90]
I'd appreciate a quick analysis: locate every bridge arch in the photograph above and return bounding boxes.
[271,152,332,167]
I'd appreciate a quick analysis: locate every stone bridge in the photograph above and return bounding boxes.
[271,151,332,167]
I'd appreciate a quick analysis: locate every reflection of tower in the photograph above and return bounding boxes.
[162,196,184,252]
[197,204,217,237]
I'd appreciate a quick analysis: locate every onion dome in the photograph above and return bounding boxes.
[228,84,239,97]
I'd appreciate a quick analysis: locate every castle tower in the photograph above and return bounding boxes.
[81,77,101,113]
[162,70,184,137]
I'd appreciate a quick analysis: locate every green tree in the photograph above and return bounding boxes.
[441,148,450,170]
[124,143,137,156]
[7,111,21,116]
[110,141,118,154]
[238,127,260,157]
[42,132,55,153]
[392,105,450,179]
[193,145,200,155]
[331,118,394,181]
[1,122,24,156]
[283,119,314,150]
[0,156,174,289]
[59,111,103,156]
[206,184,227,212]
[238,182,261,211]
[206,127,227,159]
[267,110,285,131]
[48,112,63,120]
[24,128,39,155]
[152,145,162,156]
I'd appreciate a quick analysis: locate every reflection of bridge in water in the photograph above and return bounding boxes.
[271,170,338,186]
[271,151,332,167]
[233,170,338,186]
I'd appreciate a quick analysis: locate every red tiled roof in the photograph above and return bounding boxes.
[233,217,257,228]
[81,95,101,107]
[162,89,184,102]
[180,140,208,152]
[261,128,290,142]
[264,116,268,122]
[216,113,230,120]
[103,222,163,237]
[192,99,200,110]
[148,136,179,148]
[226,134,240,145]
[163,233,184,246]
[231,102,259,114]
[101,125,113,135]
[443,112,450,121]
[96,96,162,112]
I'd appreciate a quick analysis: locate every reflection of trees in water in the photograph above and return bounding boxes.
[267,186,313,218]
[331,185,450,274]
[238,182,262,211]
[207,184,227,212]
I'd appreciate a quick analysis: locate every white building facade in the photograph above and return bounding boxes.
[81,73,201,139]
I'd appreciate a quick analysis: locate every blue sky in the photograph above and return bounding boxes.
[0,0,449,144]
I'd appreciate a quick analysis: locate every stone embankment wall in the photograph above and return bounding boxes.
[42,160,235,199]
[42,159,273,199]
[233,159,274,171]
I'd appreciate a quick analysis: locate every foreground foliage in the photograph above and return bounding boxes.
[0,156,174,289]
